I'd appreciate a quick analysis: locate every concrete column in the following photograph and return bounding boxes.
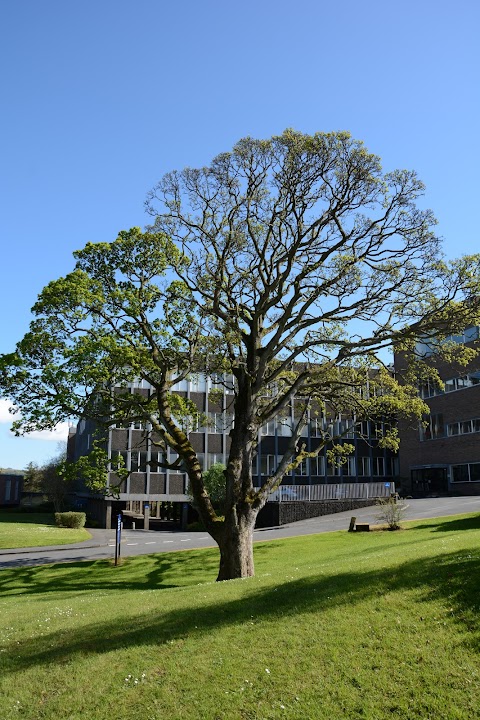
[144,502,150,530]
[105,500,112,529]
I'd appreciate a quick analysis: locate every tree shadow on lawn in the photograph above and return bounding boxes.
[0,512,55,525]
[412,514,480,533]
[3,545,479,674]
[0,548,219,598]
[0,541,284,599]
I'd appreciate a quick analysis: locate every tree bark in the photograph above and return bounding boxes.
[216,505,258,581]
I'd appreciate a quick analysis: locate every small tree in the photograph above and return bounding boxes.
[39,445,71,513]
[375,497,409,530]
[1,130,479,580]
[23,461,43,492]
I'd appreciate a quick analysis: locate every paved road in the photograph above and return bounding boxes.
[2,496,480,569]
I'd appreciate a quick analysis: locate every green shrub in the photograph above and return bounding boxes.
[375,497,408,530]
[55,512,86,529]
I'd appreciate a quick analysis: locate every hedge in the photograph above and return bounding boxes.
[54,512,86,529]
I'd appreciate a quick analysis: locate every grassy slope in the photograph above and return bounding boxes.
[0,512,91,548]
[1,515,479,720]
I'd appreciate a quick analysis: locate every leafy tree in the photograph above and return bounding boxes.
[23,461,43,492]
[189,463,227,513]
[39,444,71,513]
[1,130,480,580]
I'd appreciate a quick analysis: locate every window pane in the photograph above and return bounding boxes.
[464,326,479,342]
[452,465,469,482]
[469,463,480,482]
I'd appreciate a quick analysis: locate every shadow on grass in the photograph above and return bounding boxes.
[412,514,480,533]
[0,542,284,601]
[2,545,479,674]
[0,512,55,525]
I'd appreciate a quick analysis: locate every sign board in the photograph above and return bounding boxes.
[384,482,391,488]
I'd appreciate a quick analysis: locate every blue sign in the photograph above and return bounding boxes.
[384,482,391,488]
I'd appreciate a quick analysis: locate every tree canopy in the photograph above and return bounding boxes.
[1,130,479,579]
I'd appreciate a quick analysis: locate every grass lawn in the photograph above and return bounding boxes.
[1,514,480,719]
[0,511,91,548]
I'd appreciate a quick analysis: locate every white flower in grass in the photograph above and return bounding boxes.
[265,668,270,674]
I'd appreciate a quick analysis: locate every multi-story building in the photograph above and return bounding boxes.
[0,472,23,506]
[395,326,480,496]
[72,374,399,528]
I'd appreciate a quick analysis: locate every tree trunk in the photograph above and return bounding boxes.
[216,505,258,581]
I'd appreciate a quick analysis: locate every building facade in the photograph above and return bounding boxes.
[0,473,23,507]
[395,327,480,496]
[72,374,399,528]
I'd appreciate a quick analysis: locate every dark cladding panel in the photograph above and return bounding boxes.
[111,429,129,451]
[190,433,205,452]
[131,430,148,449]
[109,474,126,493]
[130,473,146,494]
[208,434,222,453]
[190,392,206,411]
[169,474,185,494]
[149,474,166,494]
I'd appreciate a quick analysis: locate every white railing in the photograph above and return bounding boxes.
[268,482,395,502]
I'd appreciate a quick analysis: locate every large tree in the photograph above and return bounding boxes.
[1,130,480,580]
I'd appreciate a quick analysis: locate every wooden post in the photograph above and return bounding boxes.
[348,516,356,532]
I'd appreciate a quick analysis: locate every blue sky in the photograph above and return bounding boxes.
[1,0,479,469]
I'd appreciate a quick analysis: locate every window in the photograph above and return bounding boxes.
[464,326,479,343]
[420,414,444,441]
[470,464,480,482]
[208,412,225,433]
[386,457,399,476]
[277,418,293,436]
[171,377,188,391]
[359,457,371,476]
[310,419,324,437]
[346,457,356,476]
[189,374,207,393]
[260,455,277,476]
[111,450,128,472]
[419,380,442,399]
[447,422,460,437]
[358,421,370,438]
[311,455,325,476]
[296,458,308,476]
[149,451,166,471]
[207,453,224,468]
[327,459,341,476]
[372,457,385,476]
[261,419,276,436]
[4,479,11,501]
[447,417,480,437]
[452,463,480,483]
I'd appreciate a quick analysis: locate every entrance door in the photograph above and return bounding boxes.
[411,467,448,496]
